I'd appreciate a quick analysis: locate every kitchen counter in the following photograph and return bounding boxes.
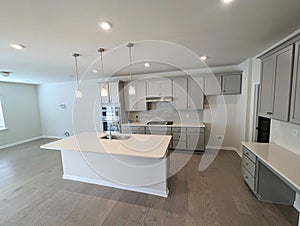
[121,121,206,128]
[41,132,171,197]
[41,132,171,159]
[242,142,300,193]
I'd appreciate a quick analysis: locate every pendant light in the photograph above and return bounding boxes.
[98,48,108,97]
[73,53,83,98]
[127,43,135,96]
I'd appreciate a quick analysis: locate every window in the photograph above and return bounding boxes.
[0,100,6,130]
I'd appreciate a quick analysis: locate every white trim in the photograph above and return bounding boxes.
[205,146,241,157]
[0,127,8,131]
[0,136,43,149]
[63,174,168,198]
[256,29,300,58]
[294,193,300,212]
[41,135,64,139]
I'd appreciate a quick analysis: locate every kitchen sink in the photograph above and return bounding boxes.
[99,134,132,140]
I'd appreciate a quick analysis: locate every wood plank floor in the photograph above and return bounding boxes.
[0,139,298,226]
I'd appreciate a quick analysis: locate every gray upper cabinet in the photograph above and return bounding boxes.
[290,41,300,124]
[188,77,204,110]
[146,79,172,97]
[222,74,242,94]
[259,45,293,121]
[124,81,147,111]
[99,82,120,104]
[204,73,242,96]
[273,46,293,121]
[259,56,275,117]
[173,78,188,110]
[204,76,222,95]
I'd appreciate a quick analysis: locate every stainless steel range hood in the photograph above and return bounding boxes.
[145,96,173,102]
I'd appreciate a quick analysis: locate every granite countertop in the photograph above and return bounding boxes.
[41,132,172,159]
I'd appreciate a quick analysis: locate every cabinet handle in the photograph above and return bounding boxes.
[245,163,248,166]
[245,176,248,179]
[267,112,273,115]
[246,152,249,155]
[223,90,226,92]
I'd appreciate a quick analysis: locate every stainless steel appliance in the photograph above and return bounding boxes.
[101,106,120,132]
[146,121,173,125]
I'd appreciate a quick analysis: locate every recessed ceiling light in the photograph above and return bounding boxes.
[98,21,112,31]
[92,69,98,73]
[223,0,233,3]
[10,44,26,50]
[144,63,151,67]
[200,56,208,61]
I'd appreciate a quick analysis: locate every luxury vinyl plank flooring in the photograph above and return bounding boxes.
[0,139,298,226]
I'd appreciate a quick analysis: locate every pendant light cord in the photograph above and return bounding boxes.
[73,53,80,88]
[100,51,105,79]
[129,45,132,81]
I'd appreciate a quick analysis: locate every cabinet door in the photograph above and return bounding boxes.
[273,45,293,121]
[160,80,172,96]
[99,83,109,104]
[222,74,242,94]
[188,77,204,110]
[124,82,136,111]
[109,82,119,104]
[146,80,160,97]
[135,81,147,111]
[173,78,188,110]
[187,133,204,151]
[291,41,300,124]
[259,56,275,117]
[204,76,222,95]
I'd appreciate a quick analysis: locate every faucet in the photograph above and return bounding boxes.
[108,121,119,140]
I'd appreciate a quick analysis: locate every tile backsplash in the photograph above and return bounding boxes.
[127,102,203,123]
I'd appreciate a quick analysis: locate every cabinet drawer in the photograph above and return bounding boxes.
[146,127,172,133]
[241,166,255,191]
[172,132,186,141]
[242,155,256,177]
[187,127,204,133]
[242,147,256,163]
[172,140,187,150]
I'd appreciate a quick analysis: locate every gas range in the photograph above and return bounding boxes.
[146,121,173,126]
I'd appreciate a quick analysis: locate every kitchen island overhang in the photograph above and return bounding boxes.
[41,132,172,198]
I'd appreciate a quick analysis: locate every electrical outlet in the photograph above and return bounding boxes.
[293,129,299,138]
[216,136,224,142]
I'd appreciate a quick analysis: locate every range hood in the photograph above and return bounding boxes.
[145,96,173,102]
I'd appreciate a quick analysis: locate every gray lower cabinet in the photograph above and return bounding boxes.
[121,126,145,134]
[259,45,293,121]
[171,127,187,150]
[241,145,295,204]
[290,41,300,125]
[186,128,205,151]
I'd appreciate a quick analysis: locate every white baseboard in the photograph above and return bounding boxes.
[63,174,168,198]
[42,135,64,139]
[0,136,43,150]
[205,145,242,158]
[294,193,300,212]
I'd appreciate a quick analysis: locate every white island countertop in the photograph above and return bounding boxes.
[242,142,300,193]
[121,121,206,128]
[41,132,172,159]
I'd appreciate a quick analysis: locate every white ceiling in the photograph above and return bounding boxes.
[1,0,300,84]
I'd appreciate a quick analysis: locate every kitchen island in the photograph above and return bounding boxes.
[41,132,172,197]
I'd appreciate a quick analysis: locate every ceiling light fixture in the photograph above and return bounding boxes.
[144,63,151,67]
[223,0,233,3]
[1,71,12,77]
[200,56,208,61]
[73,53,83,98]
[98,48,108,97]
[127,43,135,96]
[98,21,112,31]
[10,44,26,50]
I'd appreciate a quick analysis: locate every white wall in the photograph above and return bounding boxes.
[0,82,42,147]
[38,81,101,138]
